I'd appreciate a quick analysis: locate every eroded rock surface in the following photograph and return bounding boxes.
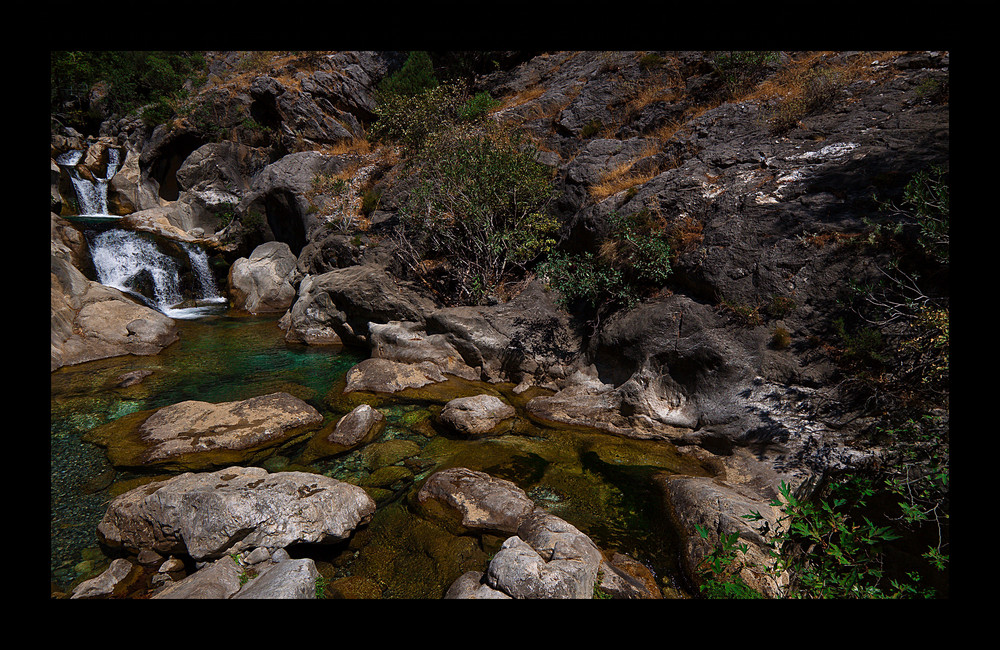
[84,391,323,470]
[97,466,376,560]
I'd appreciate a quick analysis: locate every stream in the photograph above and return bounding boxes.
[50,309,703,598]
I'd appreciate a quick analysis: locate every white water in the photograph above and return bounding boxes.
[88,230,227,319]
[56,148,120,217]
[90,229,184,310]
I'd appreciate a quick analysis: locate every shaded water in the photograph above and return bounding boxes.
[50,312,703,598]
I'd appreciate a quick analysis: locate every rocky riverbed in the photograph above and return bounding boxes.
[50,50,949,598]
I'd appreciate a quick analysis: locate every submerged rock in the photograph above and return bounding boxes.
[299,403,386,462]
[415,467,539,536]
[98,465,376,561]
[83,391,323,471]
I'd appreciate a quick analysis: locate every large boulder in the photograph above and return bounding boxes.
[83,391,323,470]
[438,394,516,436]
[228,241,298,313]
[97,466,376,561]
[484,511,604,599]
[414,467,539,536]
[51,250,179,371]
[283,264,437,347]
[174,141,269,210]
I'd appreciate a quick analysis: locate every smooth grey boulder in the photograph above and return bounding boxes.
[228,241,298,313]
[97,466,376,561]
[439,394,516,436]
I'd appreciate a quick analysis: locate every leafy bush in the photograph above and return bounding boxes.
[699,478,942,599]
[458,91,500,122]
[539,210,672,312]
[369,81,467,151]
[713,50,780,98]
[376,51,438,99]
[396,121,558,304]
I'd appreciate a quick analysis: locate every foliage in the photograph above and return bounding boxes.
[369,81,468,151]
[539,210,672,312]
[699,478,940,599]
[50,51,206,126]
[396,121,557,304]
[315,573,330,599]
[458,91,500,122]
[693,525,764,599]
[713,50,780,98]
[376,51,438,99]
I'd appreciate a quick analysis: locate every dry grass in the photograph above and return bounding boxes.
[588,141,662,201]
[740,51,907,132]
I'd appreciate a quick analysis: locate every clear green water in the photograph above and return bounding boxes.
[50,312,702,598]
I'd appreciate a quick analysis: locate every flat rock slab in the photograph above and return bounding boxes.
[98,465,376,561]
[84,391,323,470]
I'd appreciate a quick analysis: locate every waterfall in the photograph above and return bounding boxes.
[90,229,184,311]
[56,148,120,218]
[88,230,227,319]
[180,242,227,305]
[59,146,227,320]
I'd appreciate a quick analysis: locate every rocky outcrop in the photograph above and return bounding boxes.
[228,241,299,313]
[97,465,376,560]
[282,264,437,346]
[83,392,323,470]
[51,235,179,371]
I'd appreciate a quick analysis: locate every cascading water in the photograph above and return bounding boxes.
[87,230,227,319]
[57,146,227,319]
[56,148,120,219]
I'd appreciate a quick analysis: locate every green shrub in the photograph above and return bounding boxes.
[699,478,941,599]
[458,91,500,121]
[713,50,780,98]
[369,81,467,151]
[540,210,672,311]
[376,51,438,99]
[396,121,557,304]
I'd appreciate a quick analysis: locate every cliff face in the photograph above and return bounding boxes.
[51,50,950,596]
